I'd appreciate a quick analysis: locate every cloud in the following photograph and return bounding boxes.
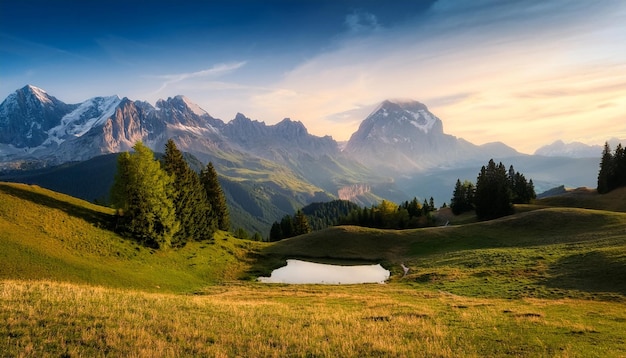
[344,11,381,34]
[151,61,247,94]
[248,0,626,153]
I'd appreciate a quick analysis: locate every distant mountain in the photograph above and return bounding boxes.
[535,139,625,158]
[0,85,77,148]
[0,86,396,234]
[0,86,604,228]
[534,140,602,158]
[343,100,519,172]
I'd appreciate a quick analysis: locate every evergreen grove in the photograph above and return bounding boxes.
[110,140,229,249]
[597,142,626,194]
[268,198,438,241]
[451,159,536,220]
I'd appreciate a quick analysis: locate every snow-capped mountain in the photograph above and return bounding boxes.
[46,95,121,145]
[534,140,606,158]
[343,99,519,172]
[0,85,77,148]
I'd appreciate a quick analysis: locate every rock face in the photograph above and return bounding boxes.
[0,85,77,147]
[534,140,603,158]
[343,99,518,172]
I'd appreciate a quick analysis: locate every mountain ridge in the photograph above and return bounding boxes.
[343,99,520,172]
[0,85,604,232]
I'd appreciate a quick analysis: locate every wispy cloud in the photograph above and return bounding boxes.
[249,0,626,153]
[344,11,381,34]
[151,61,247,94]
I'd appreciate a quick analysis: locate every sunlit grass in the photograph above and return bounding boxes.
[2,280,625,357]
[2,181,626,356]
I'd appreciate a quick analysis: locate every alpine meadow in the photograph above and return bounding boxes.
[2,1,626,357]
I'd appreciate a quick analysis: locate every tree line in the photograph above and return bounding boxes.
[268,197,439,241]
[339,197,437,229]
[598,142,626,194]
[110,140,229,249]
[451,159,535,220]
[269,210,312,242]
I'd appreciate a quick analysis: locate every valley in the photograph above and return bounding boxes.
[0,85,606,234]
[1,85,624,356]
[1,182,625,356]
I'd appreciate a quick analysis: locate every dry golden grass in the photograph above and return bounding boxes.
[2,280,625,357]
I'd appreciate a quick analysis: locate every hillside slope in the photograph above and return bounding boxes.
[536,186,626,212]
[0,182,264,292]
[260,204,626,300]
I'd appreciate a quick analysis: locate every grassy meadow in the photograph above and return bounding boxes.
[1,181,626,356]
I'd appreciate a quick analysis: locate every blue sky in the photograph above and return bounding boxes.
[1,0,625,153]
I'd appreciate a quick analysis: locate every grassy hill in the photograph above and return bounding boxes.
[258,192,626,301]
[2,181,626,356]
[536,186,626,212]
[0,182,265,292]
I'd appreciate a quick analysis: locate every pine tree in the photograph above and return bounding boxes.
[474,159,513,220]
[293,210,312,236]
[269,222,283,242]
[615,144,626,188]
[597,142,613,194]
[163,139,215,244]
[110,142,179,249]
[451,179,476,215]
[280,215,294,238]
[200,162,230,231]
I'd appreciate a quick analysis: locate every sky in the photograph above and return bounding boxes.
[1,0,625,154]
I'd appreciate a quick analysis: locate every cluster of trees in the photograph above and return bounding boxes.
[340,197,437,229]
[110,140,229,249]
[301,200,361,231]
[451,160,535,220]
[598,142,626,194]
[268,197,439,241]
[269,210,311,242]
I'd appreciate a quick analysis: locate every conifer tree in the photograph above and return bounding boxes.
[163,139,215,244]
[111,142,179,249]
[269,222,283,242]
[597,142,613,194]
[451,179,475,215]
[200,162,230,231]
[293,210,312,236]
[474,159,513,220]
[280,214,294,238]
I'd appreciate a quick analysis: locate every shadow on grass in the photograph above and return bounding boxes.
[0,183,115,230]
[541,251,626,297]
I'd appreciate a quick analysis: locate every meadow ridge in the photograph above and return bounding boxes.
[1,182,625,356]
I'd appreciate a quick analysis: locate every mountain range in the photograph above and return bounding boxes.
[0,85,605,234]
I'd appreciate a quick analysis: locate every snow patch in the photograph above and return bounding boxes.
[46,96,121,144]
[180,96,208,117]
[28,85,53,105]
[408,109,437,133]
[168,122,215,136]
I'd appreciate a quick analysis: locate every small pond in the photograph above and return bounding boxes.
[258,259,390,284]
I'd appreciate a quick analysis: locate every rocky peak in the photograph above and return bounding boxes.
[0,85,76,147]
[274,118,308,139]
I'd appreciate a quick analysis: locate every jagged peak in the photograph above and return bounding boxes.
[233,112,250,121]
[18,84,54,104]
[276,117,305,128]
[275,117,308,136]
[155,95,208,117]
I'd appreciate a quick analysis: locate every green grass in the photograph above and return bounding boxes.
[0,182,265,292]
[1,280,625,357]
[2,181,626,356]
[536,186,626,212]
[259,206,626,301]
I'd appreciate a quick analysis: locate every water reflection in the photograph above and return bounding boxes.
[258,259,390,284]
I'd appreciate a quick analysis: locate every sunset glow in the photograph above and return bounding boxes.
[1,0,624,153]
